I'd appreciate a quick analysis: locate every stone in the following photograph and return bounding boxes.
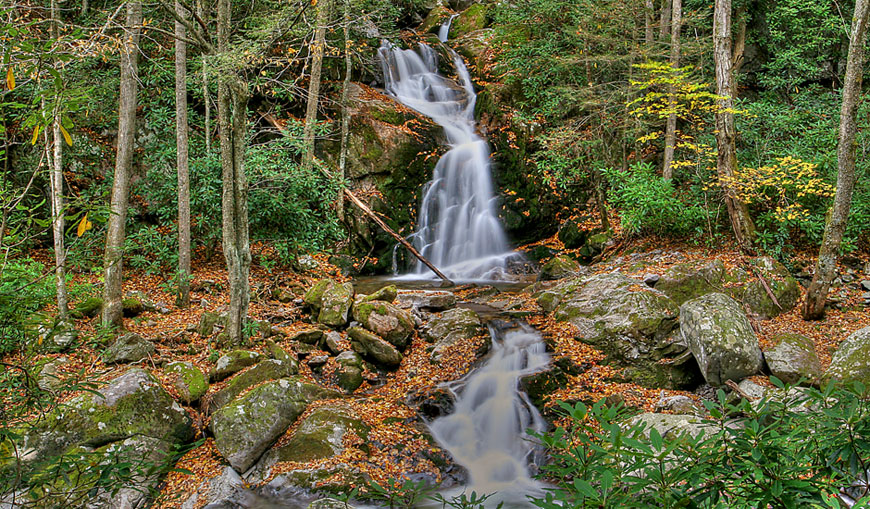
[287,328,324,345]
[197,311,227,336]
[352,300,415,349]
[826,326,870,385]
[70,297,103,319]
[421,308,482,360]
[655,260,725,305]
[335,351,364,392]
[295,255,319,272]
[419,4,453,35]
[348,326,402,367]
[360,284,398,304]
[266,340,293,362]
[207,359,300,413]
[103,333,155,364]
[452,3,488,38]
[209,377,338,472]
[557,217,591,249]
[308,499,356,509]
[210,350,262,382]
[861,280,870,291]
[739,256,801,320]
[309,280,355,327]
[680,293,763,386]
[764,333,822,385]
[395,290,457,311]
[308,355,329,369]
[654,395,699,414]
[643,274,660,287]
[166,361,209,404]
[324,331,345,354]
[180,467,245,509]
[537,255,584,281]
[626,413,714,440]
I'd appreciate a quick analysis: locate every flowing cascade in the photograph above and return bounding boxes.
[378,39,516,281]
[429,325,550,506]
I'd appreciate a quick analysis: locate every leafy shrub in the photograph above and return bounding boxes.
[532,380,870,509]
[0,260,56,354]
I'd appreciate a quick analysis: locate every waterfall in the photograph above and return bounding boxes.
[438,14,458,42]
[428,324,550,507]
[378,37,517,281]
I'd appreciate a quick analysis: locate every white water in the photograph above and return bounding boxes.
[438,14,459,42]
[378,38,518,281]
[428,325,551,507]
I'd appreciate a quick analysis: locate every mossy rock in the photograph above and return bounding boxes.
[656,260,726,305]
[419,4,454,34]
[452,3,488,38]
[537,255,583,281]
[557,217,591,250]
[421,307,483,361]
[740,257,800,320]
[307,280,354,327]
[103,332,155,364]
[197,311,227,337]
[210,349,262,381]
[826,326,870,386]
[166,361,209,404]
[303,279,333,312]
[71,297,103,319]
[206,358,300,413]
[348,326,402,367]
[335,351,364,392]
[121,297,145,317]
[361,285,398,304]
[351,300,414,348]
[764,333,822,385]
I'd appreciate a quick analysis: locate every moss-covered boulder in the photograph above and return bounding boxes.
[352,300,414,349]
[577,230,613,262]
[209,377,338,472]
[557,216,591,250]
[764,333,822,385]
[396,290,457,310]
[419,4,453,34]
[8,369,193,477]
[452,3,488,38]
[287,328,325,345]
[421,307,482,360]
[680,293,763,386]
[305,279,355,327]
[206,358,300,414]
[166,361,208,404]
[656,260,726,305]
[197,311,227,337]
[626,413,714,441]
[826,326,870,385]
[453,28,495,73]
[361,285,398,304]
[348,326,402,367]
[335,351,364,393]
[210,350,262,381]
[739,257,801,320]
[103,332,155,364]
[70,297,103,319]
[537,255,583,281]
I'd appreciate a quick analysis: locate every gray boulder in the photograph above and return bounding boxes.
[421,308,483,361]
[103,333,155,364]
[396,290,457,311]
[352,300,415,349]
[180,467,245,509]
[680,293,763,386]
[626,413,715,440]
[304,279,355,327]
[348,326,402,367]
[656,260,726,305]
[537,255,584,281]
[166,361,209,404]
[335,351,364,393]
[764,333,822,385]
[210,350,261,381]
[826,326,870,385]
[206,358,299,413]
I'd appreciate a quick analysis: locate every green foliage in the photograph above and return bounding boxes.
[532,381,870,508]
[0,259,55,354]
[364,477,502,508]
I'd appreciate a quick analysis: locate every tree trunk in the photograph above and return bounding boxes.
[714,0,755,252]
[49,0,69,321]
[662,0,681,180]
[102,0,142,328]
[803,0,870,320]
[197,0,211,154]
[302,0,330,170]
[644,0,655,46]
[176,0,191,308]
[659,0,671,39]
[338,0,351,222]
[732,6,747,77]
[218,0,251,344]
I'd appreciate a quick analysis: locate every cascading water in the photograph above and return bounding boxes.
[428,324,550,507]
[378,36,517,281]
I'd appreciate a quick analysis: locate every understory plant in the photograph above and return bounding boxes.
[533,379,870,509]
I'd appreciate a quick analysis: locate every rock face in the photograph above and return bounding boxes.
[206,358,300,414]
[395,290,457,311]
[103,332,155,364]
[352,300,414,349]
[304,279,354,327]
[421,308,482,360]
[348,326,402,367]
[166,361,209,404]
[209,377,338,472]
[764,333,822,385]
[537,255,583,281]
[680,293,763,386]
[656,260,726,305]
[211,350,262,381]
[738,257,801,320]
[826,326,870,385]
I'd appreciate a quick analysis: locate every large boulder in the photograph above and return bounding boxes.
[166,361,209,404]
[347,326,402,367]
[421,308,482,360]
[103,332,155,364]
[451,3,488,38]
[537,255,583,281]
[764,333,822,385]
[656,260,726,305]
[680,293,763,386]
[206,358,300,414]
[395,290,456,311]
[626,413,715,440]
[826,326,870,385]
[557,217,591,250]
[209,377,338,472]
[352,300,415,349]
[305,279,354,327]
[737,257,801,319]
[210,350,262,381]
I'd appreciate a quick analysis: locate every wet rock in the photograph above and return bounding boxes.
[103,332,155,364]
[166,361,209,404]
[826,326,870,385]
[395,290,457,311]
[207,359,300,414]
[210,350,262,382]
[764,333,822,385]
[421,308,483,361]
[680,293,763,386]
[419,4,453,35]
[352,300,414,349]
[537,255,584,281]
[348,326,402,367]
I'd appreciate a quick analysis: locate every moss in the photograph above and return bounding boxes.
[362,285,398,303]
[166,362,208,403]
[121,297,144,317]
[369,107,407,126]
[303,279,332,310]
[452,3,488,37]
[71,297,103,319]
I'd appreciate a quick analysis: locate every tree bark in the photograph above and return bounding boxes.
[338,0,351,222]
[714,0,755,252]
[644,0,655,46]
[302,0,330,170]
[218,0,251,343]
[803,0,870,320]
[659,0,671,39]
[102,0,142,328]
[197,0,211,154]
[49,0,69,321]
[662,0,681,180]
[732,6,747,77]
[176,0,191,308]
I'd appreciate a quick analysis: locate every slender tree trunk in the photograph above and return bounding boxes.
[337,0,351,221]
[714,0,755,252]
[302,0,330,170]
[176,0,191,308]
[218,0,251,344]
[659,0,671,39]
[645,0,655,46]
[81,0,88,16]
[732,6,747,77]
[102,0,142,328]
[803,0,870,320]
[197,0,211,154]
[49,0,69,321]
[662,0,681,180]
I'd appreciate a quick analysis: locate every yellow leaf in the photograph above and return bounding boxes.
[31,125,41,145]
[6,67,14,91]
[60,124,72,146]
[77,213,92,237]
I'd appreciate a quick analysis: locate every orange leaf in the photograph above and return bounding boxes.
[77,213,92,237]
[59,124,72,146]
[6,67,14,91]
[31,125,40,145]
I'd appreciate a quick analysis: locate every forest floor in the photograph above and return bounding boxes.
[6,237,870,505]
